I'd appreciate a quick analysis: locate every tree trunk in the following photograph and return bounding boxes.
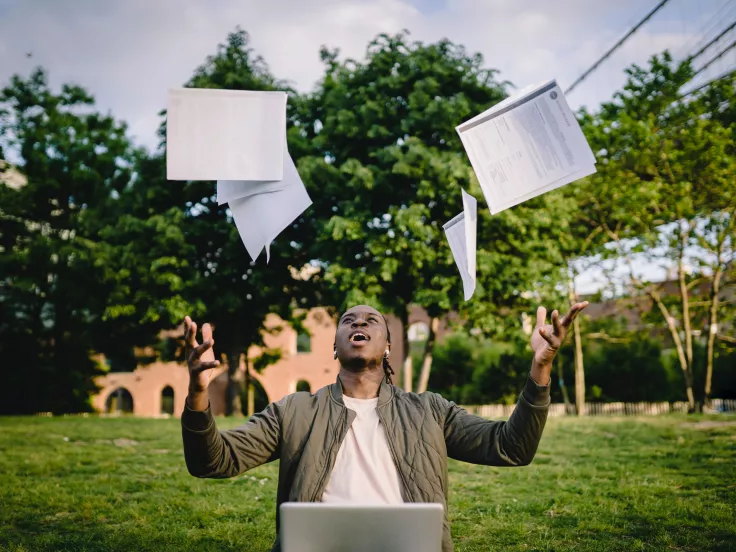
[226,349,242,417]
[676,222,700,412]
[403,356,413,393]
[556,354,573,414]
[400,310,410,392]
[572,318,585,416]
[703,215,731,409]
[416,318,440,394]
[704,267,723,408]
[677,226,694,379]
[650,290,696,411]
[244,354,254,417]
[568,270,585,416]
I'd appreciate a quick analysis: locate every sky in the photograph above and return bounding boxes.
[1,0,734,292]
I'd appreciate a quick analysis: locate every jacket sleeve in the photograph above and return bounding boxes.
[180,397,288,478]
[440,375,550,466]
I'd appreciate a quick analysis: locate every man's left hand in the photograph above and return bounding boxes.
[530,302,589,378]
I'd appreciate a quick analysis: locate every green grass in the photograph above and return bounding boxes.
[1,414,735,551]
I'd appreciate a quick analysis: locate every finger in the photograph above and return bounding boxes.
[184,318,198,348]
[193,339,214,359]
[562,301,590,327]
[538,327,557,347]
[535,306,547,329]
[191,360,220,374]
[201,323,213,343]
[551,310,562,335]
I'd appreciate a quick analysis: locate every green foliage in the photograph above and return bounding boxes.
[0,69,189,413]
[428,332,523,405]
[295,380,311,393]
[252,348,283,373]
[584,338,676,402]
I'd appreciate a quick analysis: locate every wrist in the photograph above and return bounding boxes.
[188,380,208,395]
[530,359,552,386]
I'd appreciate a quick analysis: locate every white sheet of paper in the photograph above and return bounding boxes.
[166,88,287,182]
[216,179,289,205]
[229,151,312,263]
[457,80,596,215]
[443,189,478,301]
[491,165,597,213]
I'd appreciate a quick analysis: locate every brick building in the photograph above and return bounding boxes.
[92,306,443,417]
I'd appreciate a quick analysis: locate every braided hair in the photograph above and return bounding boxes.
[383,318,395,385]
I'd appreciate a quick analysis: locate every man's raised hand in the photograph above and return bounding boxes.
[530,302,589,370]
[184,316,220,392]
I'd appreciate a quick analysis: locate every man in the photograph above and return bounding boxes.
[181,302,587,551]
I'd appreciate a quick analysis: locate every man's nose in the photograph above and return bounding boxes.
[352,318,368,327]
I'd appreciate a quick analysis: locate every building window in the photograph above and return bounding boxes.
[296,332,311,353]
[296,380,311,393]
[161,386,174,416]
[105,387,134,414]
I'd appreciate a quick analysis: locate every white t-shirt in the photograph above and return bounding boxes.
[321,396,404,504]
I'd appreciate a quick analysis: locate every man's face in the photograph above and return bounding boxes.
[334,305,389,368]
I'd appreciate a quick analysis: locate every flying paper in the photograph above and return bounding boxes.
[216,179,290,205]
[228,147,312,263]
[166,88,287,182]
[456,80,596,215]
[443,189,478,301]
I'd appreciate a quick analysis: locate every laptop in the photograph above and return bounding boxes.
[280,503,444,552]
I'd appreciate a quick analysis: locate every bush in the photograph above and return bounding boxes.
[428,333,525,405]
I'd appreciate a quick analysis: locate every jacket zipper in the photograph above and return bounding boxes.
[377,408,413,502]
[310,408,347,502]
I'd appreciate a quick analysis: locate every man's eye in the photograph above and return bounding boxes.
[342,318,353,324]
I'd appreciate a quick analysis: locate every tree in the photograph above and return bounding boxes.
[576,53,736,411]
[0,69,189,412]
[298,32,570,391]
[154,29,316,415]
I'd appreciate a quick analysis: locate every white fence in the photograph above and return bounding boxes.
[462,398,736,418]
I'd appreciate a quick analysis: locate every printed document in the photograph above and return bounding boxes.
[456,80,596,215]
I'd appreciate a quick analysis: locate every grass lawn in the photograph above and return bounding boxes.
[1,413,735,552]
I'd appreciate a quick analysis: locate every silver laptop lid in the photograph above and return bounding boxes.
[280,503,444,552]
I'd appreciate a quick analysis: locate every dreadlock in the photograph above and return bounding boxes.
[383,318,395,385]
[382,357,395,385]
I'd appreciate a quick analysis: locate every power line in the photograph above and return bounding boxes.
[681,67,736,97]
[693,38,736,76]
[675,0,735,60]
[687,20,736,61]
[565,0,673,95]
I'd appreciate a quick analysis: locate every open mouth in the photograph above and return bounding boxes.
[349,332,370,343]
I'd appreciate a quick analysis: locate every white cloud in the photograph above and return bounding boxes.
[0,0,712,151]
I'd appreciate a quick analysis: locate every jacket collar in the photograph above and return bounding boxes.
[330,373,394,408]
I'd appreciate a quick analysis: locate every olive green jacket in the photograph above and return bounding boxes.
[181,375,550,551]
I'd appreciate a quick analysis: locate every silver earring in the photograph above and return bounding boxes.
[384,350,390,359]
[334,350,337,360]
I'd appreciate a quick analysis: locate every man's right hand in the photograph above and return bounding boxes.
[184,316,220,410]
